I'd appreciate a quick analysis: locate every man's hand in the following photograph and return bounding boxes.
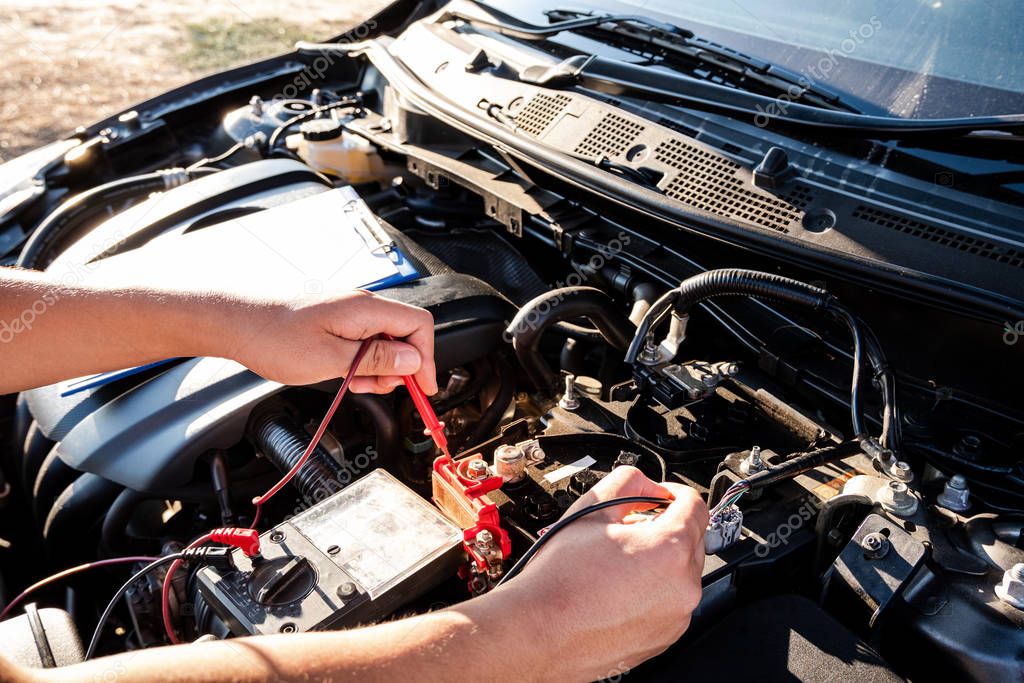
[491,466,708,679]
[226,289,438,394]
[0,268,438,395]
[14,467,708,682]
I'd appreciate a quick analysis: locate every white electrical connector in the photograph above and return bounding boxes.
[705,505,743,554]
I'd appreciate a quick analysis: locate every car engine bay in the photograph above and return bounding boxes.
[1,3,1023,680]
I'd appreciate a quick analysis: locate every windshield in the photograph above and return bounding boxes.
[485,0,1024,119]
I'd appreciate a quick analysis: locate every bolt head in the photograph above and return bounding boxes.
[889,460,913,482]
[861,532,890,559]
[337,582,357,598]
[996,563,1024,610]
[880,480,918,517]
[938,474,971,512]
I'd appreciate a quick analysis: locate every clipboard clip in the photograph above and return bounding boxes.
[343,199,397,258]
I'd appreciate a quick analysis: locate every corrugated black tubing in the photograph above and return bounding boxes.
[626,268,833,365]
[246,410,342,504]
[626,269,884,443]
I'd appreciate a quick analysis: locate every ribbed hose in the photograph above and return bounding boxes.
[247,411,341,504]
[676,268,833,314]
[506,287,634,395]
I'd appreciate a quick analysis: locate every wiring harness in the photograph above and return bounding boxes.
[626,269,899,455]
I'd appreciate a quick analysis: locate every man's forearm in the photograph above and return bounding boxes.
[0,268,251,394]
[18,584,556,683]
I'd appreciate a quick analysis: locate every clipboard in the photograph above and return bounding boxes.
[59,187,420,397]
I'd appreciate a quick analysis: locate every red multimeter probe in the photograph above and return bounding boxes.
[379,333,449,457]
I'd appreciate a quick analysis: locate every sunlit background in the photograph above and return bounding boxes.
[0,0,387,160]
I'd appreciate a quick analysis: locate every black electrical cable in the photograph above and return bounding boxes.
[84,554,182,659]
[266,97,361,151]
[495,496,671,586]
[625,270,896,447]
[624,287,677,364]
[823,303,866,440]
[858,319,901,452]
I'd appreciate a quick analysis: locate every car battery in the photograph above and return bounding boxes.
[197,469,464,635]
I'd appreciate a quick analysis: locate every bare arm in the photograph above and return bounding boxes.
[6,468,707,682]
[0,268,437,395]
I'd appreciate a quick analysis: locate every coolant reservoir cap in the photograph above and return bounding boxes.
[299,118,343,141]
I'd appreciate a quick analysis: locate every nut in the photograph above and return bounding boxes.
[860,531,890,560]
[740,445,765,476]
[879,481,919,517]
[466,459,490,480]
[995,563,1024,610]
[937,474,970,512]
[889,460,914,483]
[518,439,546,465]
[474,529,494,549]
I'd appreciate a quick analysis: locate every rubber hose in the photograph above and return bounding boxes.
[506,287,634,395]
[16,170,212,269]
[247,410,342,504]
[42,473,122,556]
[552,320,608,344]
[456,354,516,452]
[347,394,402,472]
[626,269,834,364]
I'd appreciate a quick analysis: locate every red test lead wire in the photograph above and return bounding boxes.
[403,374,449,457]
[248,338,374,528]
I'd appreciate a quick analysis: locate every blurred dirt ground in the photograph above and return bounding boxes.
[0,0,387,161]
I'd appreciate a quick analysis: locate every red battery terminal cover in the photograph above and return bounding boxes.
[431,453,511,580]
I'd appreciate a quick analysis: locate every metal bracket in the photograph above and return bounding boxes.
[830,513,926,626]
[482,193,525,236]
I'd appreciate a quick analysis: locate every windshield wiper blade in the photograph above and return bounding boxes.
[519,54,1024,139]
[445,3,855,113]
[543,8,855,113]
[446,3,1024,138]
[440,7,691,43]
